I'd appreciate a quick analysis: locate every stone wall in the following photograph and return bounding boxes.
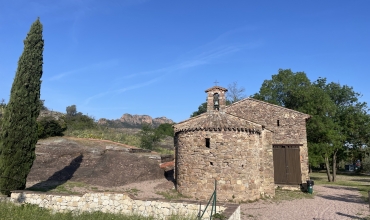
[206,86,228,112]
[175,128,274,202]
[10,191,240,220]
[225,98,310,183]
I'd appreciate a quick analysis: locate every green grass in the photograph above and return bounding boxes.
[64,128,174,155]
[125,188,141,196]
[27,181,88,194]
[153,146,174,155]
[0,202,154,220]
[156,189,190,200]
[65,128,141,148]
[310,172,370,201]
[272,189,314,202]
[0,201,197,220]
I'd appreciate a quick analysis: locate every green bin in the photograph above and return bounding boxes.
[307,180,314,194]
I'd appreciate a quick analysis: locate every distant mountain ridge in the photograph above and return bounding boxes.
[98,113,174,128]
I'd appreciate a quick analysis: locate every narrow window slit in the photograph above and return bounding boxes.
[277,120,280,126]
[206,138,210,148]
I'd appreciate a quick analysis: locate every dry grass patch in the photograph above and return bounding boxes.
[272,189,314,202]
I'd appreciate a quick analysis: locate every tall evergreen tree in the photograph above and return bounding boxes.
[0,18,44,195]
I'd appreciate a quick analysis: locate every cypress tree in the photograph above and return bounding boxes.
[0,18,44,195]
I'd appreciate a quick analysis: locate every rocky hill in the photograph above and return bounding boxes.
[98,113,174,128]
[38,110,65,120]
[27,136,168,193]
[35,110,174,129]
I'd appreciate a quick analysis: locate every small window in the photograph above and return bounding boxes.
[277,120,280,126]
[206,138,210,148]
[210,162,213,166]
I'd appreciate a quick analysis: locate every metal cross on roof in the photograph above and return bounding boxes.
[214,80,219,86]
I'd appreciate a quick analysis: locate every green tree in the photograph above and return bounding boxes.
[156,123,174,137]
[253,69,370,182]
[315,79,370,181]
[253,69,311,109]
[0,18,44,195]
[64,105,96,131]
[190,102,207,117]
[139,123,163,150]
[303,84,340,182]
[39,99,48,111]
[0,99,5,114]
[0,99,6,130]
[66,105,77,116]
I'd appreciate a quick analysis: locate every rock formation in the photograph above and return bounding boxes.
[98,113,174,128]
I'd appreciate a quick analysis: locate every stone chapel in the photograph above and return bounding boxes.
[174,85,310,202]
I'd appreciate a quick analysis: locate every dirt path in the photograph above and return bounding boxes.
[240,185,370,220]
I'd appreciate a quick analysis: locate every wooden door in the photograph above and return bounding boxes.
[273,145,301,185]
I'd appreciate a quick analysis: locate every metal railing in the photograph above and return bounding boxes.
[197,179,217,220]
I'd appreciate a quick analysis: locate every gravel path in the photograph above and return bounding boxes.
[240,185,370,220]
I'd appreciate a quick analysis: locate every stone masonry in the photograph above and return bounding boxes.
[10,191,240,220]
[225,98,310,183]
[174,85,310,202]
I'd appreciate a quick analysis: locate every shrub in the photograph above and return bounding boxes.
[65,114,96,131]
[139,124,163,150]
[362,156,370,172]
[37,116,66,139]
[156,123,174,137]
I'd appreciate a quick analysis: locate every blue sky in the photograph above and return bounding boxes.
[0,1,369,123]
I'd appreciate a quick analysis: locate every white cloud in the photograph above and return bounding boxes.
[83,77,158,105]
[49,59,119,81]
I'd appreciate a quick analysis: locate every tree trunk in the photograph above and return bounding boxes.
[325,156,332,182]
[332,149,338,182]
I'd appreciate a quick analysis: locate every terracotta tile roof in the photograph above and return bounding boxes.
[205,86,228,92]
[226,97,311,119]
[174,111,262,133]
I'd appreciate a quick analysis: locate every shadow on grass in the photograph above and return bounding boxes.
[309,176,324,181]
[28,154,83,192]
[351,178,370,183]
[322,185,359,191]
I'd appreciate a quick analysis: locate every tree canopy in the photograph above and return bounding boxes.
[253,69,370,182]
[190,102,207,117]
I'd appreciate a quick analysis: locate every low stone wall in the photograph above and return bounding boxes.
[10,191,240,220]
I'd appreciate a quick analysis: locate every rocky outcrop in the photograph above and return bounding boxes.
[120,114,153,127]
[98,114,174,128]
[153,117,174,127]
[38,110,65,120]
